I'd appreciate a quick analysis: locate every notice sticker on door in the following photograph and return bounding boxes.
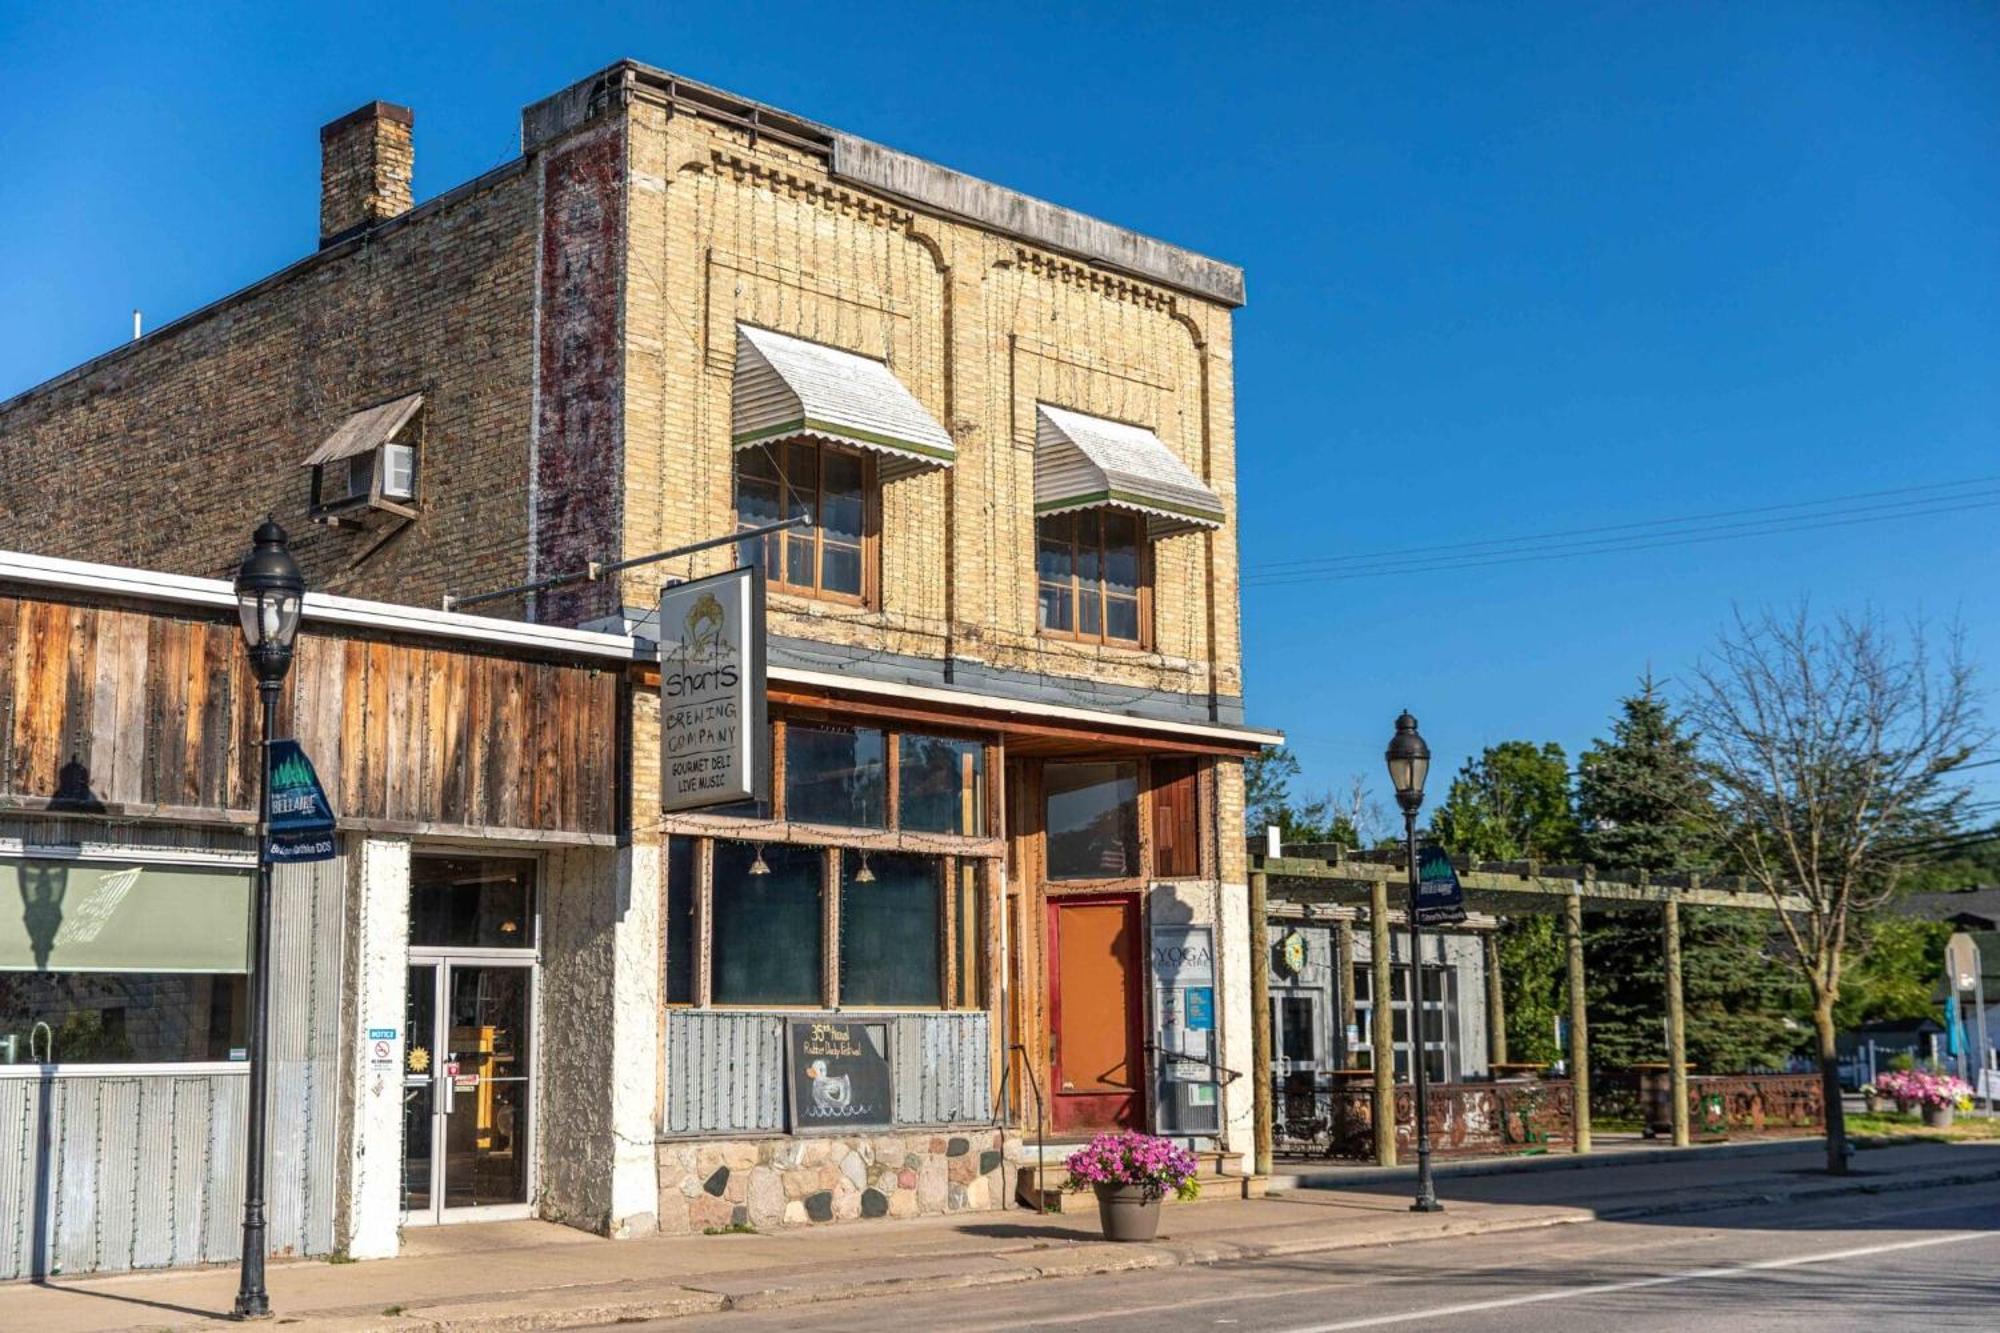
[453,1075,477,1091]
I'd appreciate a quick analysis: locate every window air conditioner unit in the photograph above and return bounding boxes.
[380,443,416,501]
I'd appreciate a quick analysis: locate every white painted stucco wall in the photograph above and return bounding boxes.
[335,836,411,1260]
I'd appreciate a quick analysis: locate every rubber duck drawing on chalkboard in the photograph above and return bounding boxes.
[805,1058,853,1113]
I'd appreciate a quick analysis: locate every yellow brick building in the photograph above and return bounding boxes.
[0,60,1275,1242]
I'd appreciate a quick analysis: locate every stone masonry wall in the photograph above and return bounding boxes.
[658,1129,1019,1233]
[0,164,539,610]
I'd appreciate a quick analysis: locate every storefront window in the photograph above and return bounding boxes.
[665,838,695,1005]
[711,842,823,1006]
[0,858,253,1065]
[1044,761,1140,880]
[838,852,941,1007]
[785,724,887,828]
[410,856,536,949]
[898,734,986,835]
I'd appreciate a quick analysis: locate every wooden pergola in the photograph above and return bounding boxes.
[1247,847,1811,1170]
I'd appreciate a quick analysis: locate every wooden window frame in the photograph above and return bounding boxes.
[679,833,995,1012]
[1035,510,1151,649]
[734,440,879,607]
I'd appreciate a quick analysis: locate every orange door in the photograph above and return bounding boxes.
[1049,896,1144,1134]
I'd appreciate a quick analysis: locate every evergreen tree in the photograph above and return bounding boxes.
[1575,678,1795,1072]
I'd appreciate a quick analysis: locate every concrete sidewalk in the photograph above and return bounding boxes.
[6,1139,1997,1332]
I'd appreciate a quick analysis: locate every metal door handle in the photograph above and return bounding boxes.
[438,1070,455,1115]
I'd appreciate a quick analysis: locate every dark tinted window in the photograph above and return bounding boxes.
[1044,762,1140,880]
[838,852,941,1007]
[409,857,536,949]
[785,724,887,828]
[898,734,986,835]
[665,838,696,1005]
[711,842,823,1006]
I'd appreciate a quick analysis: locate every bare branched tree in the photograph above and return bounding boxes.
[1686,606,1986,1174]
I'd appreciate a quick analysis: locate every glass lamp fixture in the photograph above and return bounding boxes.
[1384,711,1431,813]
[233,517,305,683]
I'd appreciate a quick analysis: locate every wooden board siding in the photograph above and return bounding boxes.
[0,593,620,841]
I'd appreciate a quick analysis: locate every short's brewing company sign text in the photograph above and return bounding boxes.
[658,567,768,812]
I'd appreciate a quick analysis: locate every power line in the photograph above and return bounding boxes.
[1244,473,2000,576]
[1245,493,2000,588]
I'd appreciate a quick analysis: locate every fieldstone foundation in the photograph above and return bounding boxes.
[657,1130,1020,1233]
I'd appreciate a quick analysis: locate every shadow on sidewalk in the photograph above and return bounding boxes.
[26,1279,227,1323]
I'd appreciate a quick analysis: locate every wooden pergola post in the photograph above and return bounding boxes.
[1336,917,1358,1066]
[1565,882,1592,1153]
[1483,929,1508,1067]
[1250,870,1273,1176]
[1370,877,1396,1167]
[1664,886,1690,1147]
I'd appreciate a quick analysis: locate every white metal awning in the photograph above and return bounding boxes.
[301,392,424,468]
[731,327,954,478]
[1034,404,1224,537]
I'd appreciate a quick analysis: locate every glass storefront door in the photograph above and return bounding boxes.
[403,960,534,1223]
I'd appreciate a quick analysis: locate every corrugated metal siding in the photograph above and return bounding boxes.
[0,852,344,1279]
[891,1013,990,1125]
[664,1010,992,1136]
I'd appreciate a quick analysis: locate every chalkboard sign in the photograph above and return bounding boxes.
[787,1019,894,1132]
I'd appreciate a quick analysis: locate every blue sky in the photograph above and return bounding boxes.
[3,3,1995,813]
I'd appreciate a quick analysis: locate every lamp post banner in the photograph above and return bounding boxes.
[266,739,337,863]
[1415,844,1467,925]
[659,565,769,812]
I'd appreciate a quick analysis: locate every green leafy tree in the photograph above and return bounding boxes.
[1831,915,1951,1030]
[1433,740,1579,1063]
[1244,746,1365,846]
[1575,679,1795,1072]
[1433,740,1577,861]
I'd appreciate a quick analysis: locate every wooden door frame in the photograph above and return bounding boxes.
[1046,891,1147,1135]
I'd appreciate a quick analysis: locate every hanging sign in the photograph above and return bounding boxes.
[659,567,768,812]
[266,740,337,863]
[1415,844,1467,926]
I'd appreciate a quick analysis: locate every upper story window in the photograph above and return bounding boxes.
[1031,405,1227,651]
[304,392,423,525]
[729,326,955,605]
[1038,510,1146,647]
[735,442,872,603]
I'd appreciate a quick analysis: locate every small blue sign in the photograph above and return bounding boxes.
[367,1028,398,1042]
[267,739,338,863]
[1185,986,1215,1032]
[1415,844,1467,925]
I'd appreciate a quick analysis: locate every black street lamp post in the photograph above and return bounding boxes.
[231,519,304,1319]
[1385,711,1442,1214]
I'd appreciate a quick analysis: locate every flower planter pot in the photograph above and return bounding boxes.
[1093,1182,1162,1242]
[1923,1104,1955,1129]
[1863,1094,1884,1114]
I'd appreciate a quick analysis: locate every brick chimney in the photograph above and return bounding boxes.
[319,101,414,247]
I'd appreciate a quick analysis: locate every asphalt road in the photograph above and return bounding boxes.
[621,1182,2000,1332]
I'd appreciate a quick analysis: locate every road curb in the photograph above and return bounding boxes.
[1267,1134,1833,1192]
[128,1160,2000,1331]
